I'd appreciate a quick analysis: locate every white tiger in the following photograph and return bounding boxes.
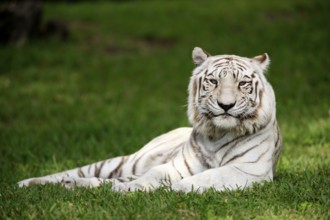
[18,47,282,193]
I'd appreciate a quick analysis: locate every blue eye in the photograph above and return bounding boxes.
[209,79,218,85]
[239,81,248,86]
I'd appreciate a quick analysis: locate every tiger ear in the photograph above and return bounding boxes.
[252,53,270,71]
[192,47,211,66]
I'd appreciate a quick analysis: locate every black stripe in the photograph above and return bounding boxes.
[132,152,146,175]
[236,67,244,72]
[94,164,98,177]
[95,161,105,178]
[116,178,125,182]
[198,77,202,97]
[233,165,270,178]
[213,63,228,69]
[218,68,228,78]
[254,81,259,100]
[165,173,172,185]
[182,149,193,175]
[213,58,229,63]
[246,147,270,164]
[184,158,193,176]
[258,89,263,106]
[232,59,249,66]
[273,128,282,162]
[274,125,281,149]
[132,159,138,175]
[171,160,184,180]
[190,132,212,169]
[248,85,253,94]
[218,131,266,165]
[108,157,126,178]
[217,134,248,153]
[223,138,269,166]
[78,168,85,177]
[236,63,247,70]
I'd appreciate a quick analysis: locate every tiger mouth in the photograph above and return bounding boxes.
[216,113,233,117]
[208,112,234,118]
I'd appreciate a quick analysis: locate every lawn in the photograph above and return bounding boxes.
[0,0,329,219]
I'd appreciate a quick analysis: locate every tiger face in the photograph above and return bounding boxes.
[188,47,274,135]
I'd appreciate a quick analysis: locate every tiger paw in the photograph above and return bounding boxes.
[61,177,103,189]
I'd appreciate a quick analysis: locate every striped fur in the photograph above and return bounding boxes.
[18,47,282,193]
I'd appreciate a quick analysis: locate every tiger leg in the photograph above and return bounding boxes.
[111,162,184,192]
[18,155,136,187]
[171,162,273,193]
[111,143,204,192]
[18,127,191,188]
[18,142,183,188]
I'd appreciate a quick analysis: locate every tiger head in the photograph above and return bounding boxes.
[188,47,276,137]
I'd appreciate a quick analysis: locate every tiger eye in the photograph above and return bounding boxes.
[239,81,248,86]
[209,79,218,85]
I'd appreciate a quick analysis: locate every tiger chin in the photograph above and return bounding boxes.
[18,47,282,193]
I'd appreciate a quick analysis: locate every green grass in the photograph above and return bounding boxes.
[0,0,329,219]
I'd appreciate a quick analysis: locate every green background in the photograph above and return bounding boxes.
[0,0,329,219]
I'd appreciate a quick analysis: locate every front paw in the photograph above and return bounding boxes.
[60,177,103,189]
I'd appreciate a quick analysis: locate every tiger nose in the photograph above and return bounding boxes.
[217,101,236,112]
